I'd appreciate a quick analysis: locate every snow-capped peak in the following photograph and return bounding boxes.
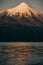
[6,2,41,17]
[0,2,43,26]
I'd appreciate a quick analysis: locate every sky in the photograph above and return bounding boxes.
[0,0,43,13]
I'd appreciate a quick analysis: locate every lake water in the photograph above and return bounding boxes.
[0,42,43,65]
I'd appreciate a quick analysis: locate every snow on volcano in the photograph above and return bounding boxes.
[6,2,41,16]
[0,2,43,26]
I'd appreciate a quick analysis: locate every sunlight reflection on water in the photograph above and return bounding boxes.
[0,42,43,65]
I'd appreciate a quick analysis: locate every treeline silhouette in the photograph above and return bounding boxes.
[0,23,43,42]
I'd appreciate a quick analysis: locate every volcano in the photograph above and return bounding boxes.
[0,2,43,41]
[0,2,43,26]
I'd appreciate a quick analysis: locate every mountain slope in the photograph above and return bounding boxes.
[0,2,43,26]
[6,2,41,16]
[0,2,43,41]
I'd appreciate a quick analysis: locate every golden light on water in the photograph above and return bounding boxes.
[0,42,43,65]
[7,42,33,46]
[0,42,43,46]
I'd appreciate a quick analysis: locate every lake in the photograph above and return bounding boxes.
[0,42,43,65]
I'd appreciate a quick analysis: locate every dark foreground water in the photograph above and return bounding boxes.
[0,43,43,65]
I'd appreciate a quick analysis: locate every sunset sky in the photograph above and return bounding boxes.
[0,0,43,13]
